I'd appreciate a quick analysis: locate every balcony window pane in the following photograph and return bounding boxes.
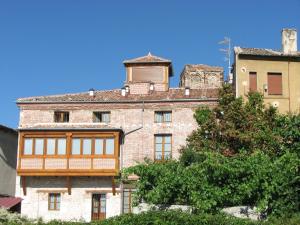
[57,138,66,155]
[95,139,104,155]
[24,138,33,155]
[106,138,114,155]
[47,138,56,155]
[83,139,92,155]
[35,138,44,155]
[72,138,81,155]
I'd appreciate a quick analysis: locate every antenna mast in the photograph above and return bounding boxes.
[219,37,232,83]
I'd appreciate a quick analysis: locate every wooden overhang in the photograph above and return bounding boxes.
[17,128,123,177]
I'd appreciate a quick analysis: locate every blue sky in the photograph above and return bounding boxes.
[0,0,299,128]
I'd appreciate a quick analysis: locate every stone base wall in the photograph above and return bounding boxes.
[15,176,121,222]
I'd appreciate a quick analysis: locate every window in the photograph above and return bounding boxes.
[23,137,67,156]
[82,138,92,155]
[24,138,33,155]
[106,138,115,155]
[71,137,115,155]
[35,138,44,155]
[154,135,172,161]
[268,73,282,95]
[46,138,66,155]
[48,193,61,211]
[54,111,69,123]
[93,112,110,123]
[249,72,257,92]
[154,111,172,123]
[72,138,81,155]
[122,189,133,214]
[95,139,104,155]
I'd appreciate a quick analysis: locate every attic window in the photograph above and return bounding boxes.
[54,111,69,123]
[93,112,111,123]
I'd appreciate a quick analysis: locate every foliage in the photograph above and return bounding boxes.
[93,210,258,225]
[1,208,300,225]
[187,84,282,156]
[123,151,300,216]
[0,208,33,225]
[123,85,300,217]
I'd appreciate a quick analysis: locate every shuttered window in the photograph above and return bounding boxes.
[268,73,282,95]
[132,66,164,82]
[249,72,257,92]
[154,111,172,123]
[54,111,69,123]
[93,112,110,123]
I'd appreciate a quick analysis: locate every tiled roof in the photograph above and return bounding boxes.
[17,88,219,104]
[123,52,171,64]
[234,47,300,57]
[0,124,17,133]
[182,64,223,72]
[0,197,22,209]
[19,124,123,131]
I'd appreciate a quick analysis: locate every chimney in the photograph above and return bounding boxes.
[89,88,95,97]
[282,28,297,54]
[185,87,190,96]
[121,87,126,96]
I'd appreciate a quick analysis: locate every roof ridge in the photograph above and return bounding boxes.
[17,89,121,101]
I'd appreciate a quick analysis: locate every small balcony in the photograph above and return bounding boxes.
[17,130,121,177]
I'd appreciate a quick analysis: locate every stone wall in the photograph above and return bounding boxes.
[180,64,223,89]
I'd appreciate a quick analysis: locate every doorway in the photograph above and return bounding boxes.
[91,194,106,220]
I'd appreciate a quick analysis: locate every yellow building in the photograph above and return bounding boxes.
[232,29,300,114]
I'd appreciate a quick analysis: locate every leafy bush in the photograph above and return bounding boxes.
[0,208,33,225]
[92,210,258,225]
[123,151,299,216]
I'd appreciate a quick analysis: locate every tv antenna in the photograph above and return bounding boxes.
[219,37,232,82]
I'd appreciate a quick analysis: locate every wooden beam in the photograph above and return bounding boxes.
[66,176,71,195]
[21,176,27,196]
[112,176,116,196]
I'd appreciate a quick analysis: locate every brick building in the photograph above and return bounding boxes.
[15,53,220,221]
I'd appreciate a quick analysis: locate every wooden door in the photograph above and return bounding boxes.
[91,194,106,220]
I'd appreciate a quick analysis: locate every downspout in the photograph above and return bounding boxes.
[288,61,291,113]
[119,101,144,213]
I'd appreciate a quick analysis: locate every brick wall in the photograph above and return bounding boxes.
[18,101,217,168]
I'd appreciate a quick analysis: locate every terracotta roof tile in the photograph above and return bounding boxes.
[234,47,300,57]
[0,197,22,209]
[17,88,219,104]
[123,52,171,64]
[19,124,123,131]
[182,64,223,72]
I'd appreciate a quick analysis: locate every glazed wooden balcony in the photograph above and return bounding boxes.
[17,131,121,177]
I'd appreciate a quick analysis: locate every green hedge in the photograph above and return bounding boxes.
[1,209,300,225]
[92,211,257,225]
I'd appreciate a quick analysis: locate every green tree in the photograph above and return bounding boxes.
[187,84,282,156]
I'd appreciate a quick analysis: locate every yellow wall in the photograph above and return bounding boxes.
[234,56,300,114]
